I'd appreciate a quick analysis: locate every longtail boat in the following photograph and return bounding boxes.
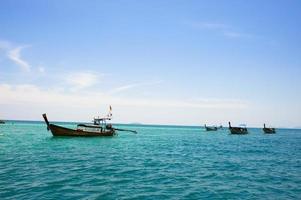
[204,124,218,131]
[42,114,116,137]
[228,122,248,134]
[263,124,276,134]
[0,120,5,124]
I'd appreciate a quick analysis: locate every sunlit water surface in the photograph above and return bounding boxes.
[0,121,300,199]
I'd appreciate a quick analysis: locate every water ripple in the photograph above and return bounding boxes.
[0,123,300,199]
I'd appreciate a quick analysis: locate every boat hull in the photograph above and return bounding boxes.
[205,127,218,131]
[229,127,248,134]
[263,128,276,134]
[49,124,115,137]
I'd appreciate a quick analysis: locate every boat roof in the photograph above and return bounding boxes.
[94,117,111,121]
[77,124,101,128]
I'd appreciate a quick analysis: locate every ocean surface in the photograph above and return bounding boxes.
[0,121,300,199]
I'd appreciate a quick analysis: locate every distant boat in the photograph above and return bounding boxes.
[204,124,218,131]
[0,120,5,124]
[228,122,248,134]
[263,124,276,134]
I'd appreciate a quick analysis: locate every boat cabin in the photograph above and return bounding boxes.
[76,117,113,133]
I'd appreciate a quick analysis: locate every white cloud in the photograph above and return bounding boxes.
[7,46,31,71]
[223,31,252,39]
[110,83,138,94]
[0,83,247,109]
[186,21,253,39]
[38,66,45,73]
[65,71,100,91]
[3,83,298,127]
[1,39,43,73]
[0,40,12,50]
[109,81,162,94]
[0,83,250,124]
[191,98,248,108]
[186,22,228,30]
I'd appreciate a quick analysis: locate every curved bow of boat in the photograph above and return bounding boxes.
[42,113,116,137]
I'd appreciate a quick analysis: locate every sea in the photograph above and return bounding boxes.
[0,121,300,199]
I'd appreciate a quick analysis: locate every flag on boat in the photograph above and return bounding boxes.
[107,105,113,117]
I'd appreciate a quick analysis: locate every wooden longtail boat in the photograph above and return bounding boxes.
[228,122,248,134]
[263,124,276,134]
[42,114,115,137]
[204,124,218,131]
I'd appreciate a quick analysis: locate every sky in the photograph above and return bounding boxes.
[0,0,301,127]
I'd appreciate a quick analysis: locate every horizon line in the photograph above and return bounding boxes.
[2,119,300,130]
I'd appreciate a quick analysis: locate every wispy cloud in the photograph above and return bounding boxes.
[0,39,38,72]
[2,83,300,127]
[7,46,31,71]
[65,71,100,91]
[0,40,12,50]
[0,83,252,124]
[109,81,162,94]
[186,22,228,30]
[190,98,248,109]
[38,66,45,73]
[110,83,139,94]
[223,31,253,39]
[0,82,249,126]
[0,83,248,109]
[185,21,253,39]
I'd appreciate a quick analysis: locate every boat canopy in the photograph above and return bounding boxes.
[93,117,111,126]
[77,124,101,128]
[94,117,111,121]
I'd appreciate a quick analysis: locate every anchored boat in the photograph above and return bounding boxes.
[228,122,248,134]
[204,124,218,131]
[42,107,137,137]
[263,124,276,134]
[42,114,116,137]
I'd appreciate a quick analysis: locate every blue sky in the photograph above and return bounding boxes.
[0,0,300,127]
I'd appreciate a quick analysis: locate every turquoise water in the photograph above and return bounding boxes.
[1,121,301,199]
